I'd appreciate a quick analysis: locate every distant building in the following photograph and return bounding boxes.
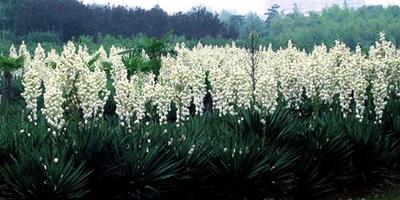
[265,0,366,14]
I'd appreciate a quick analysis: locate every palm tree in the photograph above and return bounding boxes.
[121,51,158,78]
[0,55,24,104]
[136,30,177,61]
[120,30,177,77]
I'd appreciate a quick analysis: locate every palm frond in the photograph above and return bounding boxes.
[0,55,24,72]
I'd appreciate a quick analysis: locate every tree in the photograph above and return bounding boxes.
[265,4,280,31]
[0,0,23,31]
[136,30,177,63]
[121,30,177,77]
[240,13,263,39]
[8,0,230,41]
[186,6,223,39]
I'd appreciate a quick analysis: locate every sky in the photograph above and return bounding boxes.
[81,0,400,15]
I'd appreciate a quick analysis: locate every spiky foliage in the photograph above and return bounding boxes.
[381,96,400,136]
[262,106,297,143]
[0,145,91,200]
[71,122,122,199]
[206,136,298,200]
[292,112,354,199]
[2,65,400,200]
[113,132,182,200]
[162,117,216,200]
[345,119,400,187]
[235,108,264,136]
[0,102,22,165]
[292,158,333,200]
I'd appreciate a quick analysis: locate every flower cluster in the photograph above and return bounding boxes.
[21,44,46,123]
[77,46,110,123]
[19,32,400,130]
[21,42,110,131]
[110,48,158,129]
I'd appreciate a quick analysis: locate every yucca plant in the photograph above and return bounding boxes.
[293,113,354,198]
[0,100,49,165]
[262,106,298,144]
[113,132,181,200]
[0,55,24,104]
[71,123,123,199]
[292,159,333,200]
[168,118,214,169]
[344,118,400,188]
[229,106,297,145]
[158,119,215,200]
[0,145,91,200]
[206,136,298,200]
[0,105,21,177]
[381,95,400,136]
[236,108,264,136]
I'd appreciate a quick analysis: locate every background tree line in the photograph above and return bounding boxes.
[0,0,232,40]
[1,0,400,53]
